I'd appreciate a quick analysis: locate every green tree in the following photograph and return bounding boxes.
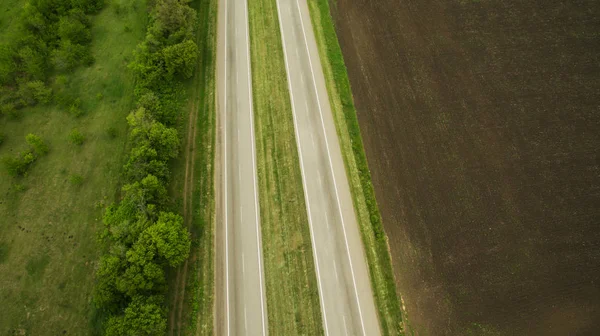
[122,174,168,215]
[18,80,52,105]
[127,107,179,160]
[51,39,91,72]
[144,212,190,266]
[124,144,170,182]
[58,14,91,44]
[105,295,166,336]
[0,44,16,85]
[162,39,198,79]
[18,45,47,80]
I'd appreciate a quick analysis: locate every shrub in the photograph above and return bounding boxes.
[2,151,35,176]
[107,126,118,139]
[0,133,4,146]
[69,129,85,145]
[69,98,84,117]
[18,80,52,106]
[70,173,83,186]
[26,133,48,155]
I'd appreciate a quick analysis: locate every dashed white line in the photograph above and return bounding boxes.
[333,260,339,281]
[343,315,349,336]
[244,307,249,333]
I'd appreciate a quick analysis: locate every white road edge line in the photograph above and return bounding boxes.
[274,1,330,335]
[294,0,367,334]
[223,0,230,334]
[244,0,268,334]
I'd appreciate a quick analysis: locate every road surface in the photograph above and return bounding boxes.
[275,0,382,335]
[217,0,268,334]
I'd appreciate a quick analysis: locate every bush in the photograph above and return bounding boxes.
[18,80,52,106]
[69,129,85,145]
[2,151,35,176]
[107,126,118,139]
[69,98,84,117]
[26,133,48,155]
[70,173,83,186]
[0,133,4,146]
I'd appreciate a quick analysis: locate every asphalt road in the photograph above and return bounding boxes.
[275,0,382,335]
[217,0,268,334]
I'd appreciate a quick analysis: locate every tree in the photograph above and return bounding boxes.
[0,44,16,85]
[152,0,196,43]
[58,13,91,44]
[94,254,125,308]
[51,39,91,72]
[18,80,52,106]
[122,174,168,215]
[105,295,166,336]
[124,144,170,182]
[162,39,198,79]
[144,212,190,266]
[18,45,47,80]
[26,133,48,155]
[127,107,180,160]
[117,256,165,296]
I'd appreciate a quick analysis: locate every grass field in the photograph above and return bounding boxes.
[329,0,600,334]
[307,0,405,334]
[248,0,324,334]
[0,0,147,334]
[166,0,218,334]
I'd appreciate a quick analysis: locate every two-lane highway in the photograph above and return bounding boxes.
[217,0,268,334]
[275,0,382,335]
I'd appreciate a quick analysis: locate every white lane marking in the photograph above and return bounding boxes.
[343,315,349,336]
[224,0,230,334]
[244,307,248,333]
[325,216,330,229]
[294,0,367,334]
[333,260,339,281]
[242,253,246,275]
[275,1,330,335]
[244,0,268,334]
[311,132,316,149]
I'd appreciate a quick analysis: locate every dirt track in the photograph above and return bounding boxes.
[329,0,600,334]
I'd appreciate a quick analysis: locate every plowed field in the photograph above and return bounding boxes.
[329,0,600,334]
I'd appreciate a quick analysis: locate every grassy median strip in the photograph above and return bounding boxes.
[307,0,406,334]
[248,0,324,334]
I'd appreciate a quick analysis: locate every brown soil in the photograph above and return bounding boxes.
[329,0,600,334]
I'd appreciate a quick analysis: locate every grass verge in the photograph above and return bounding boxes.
[166,0,217,334]
[248,0,324,334]
[307,0,406,334]
[0,0,146,334]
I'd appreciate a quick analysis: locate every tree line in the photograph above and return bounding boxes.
[0,0,103,119]
[93,0,199,335]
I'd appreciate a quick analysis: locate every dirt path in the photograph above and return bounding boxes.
[168,65,201,336]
